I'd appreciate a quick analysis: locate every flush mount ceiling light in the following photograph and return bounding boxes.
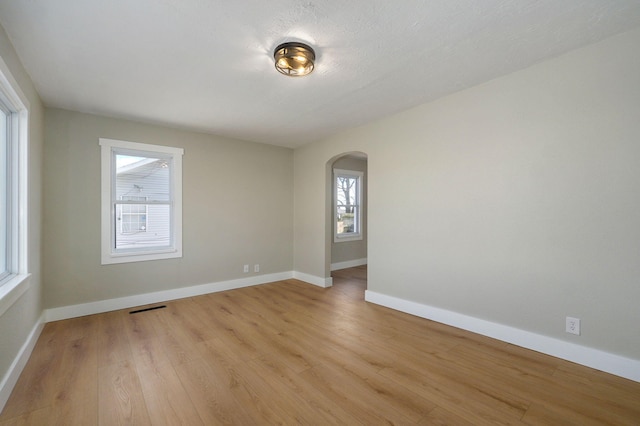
[274,42,315,77]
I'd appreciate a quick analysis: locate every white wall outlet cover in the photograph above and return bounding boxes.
[566,317,581,335]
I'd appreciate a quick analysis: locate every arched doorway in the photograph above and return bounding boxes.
[326,152,368,291]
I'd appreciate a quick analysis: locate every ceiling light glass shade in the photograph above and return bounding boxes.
[273,42,315,77]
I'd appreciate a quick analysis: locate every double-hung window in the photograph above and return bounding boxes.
[0,56,29,313]
[334,169,363,242]
[100,138,183,264]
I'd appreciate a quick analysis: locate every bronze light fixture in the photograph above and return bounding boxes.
[274,42,315,77]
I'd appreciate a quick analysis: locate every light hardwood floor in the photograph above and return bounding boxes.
[1,265,639,425]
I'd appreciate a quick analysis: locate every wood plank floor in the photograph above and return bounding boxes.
[1,265,639,425]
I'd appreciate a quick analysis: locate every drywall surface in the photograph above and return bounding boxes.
[43,109,293,308]
[294,27,640,359]
[0,23,44,393]
[331,156,367,266]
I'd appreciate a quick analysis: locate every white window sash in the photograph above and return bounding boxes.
[99,138,183,264]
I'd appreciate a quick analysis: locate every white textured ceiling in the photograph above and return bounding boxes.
[1,1,640,148]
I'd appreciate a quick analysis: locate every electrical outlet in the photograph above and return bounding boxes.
[566,317,581,335]
[243,264,249,273]
[254,264,260,273]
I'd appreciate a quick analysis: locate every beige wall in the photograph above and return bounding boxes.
[294,28,640,360]
[0,25,44,389]
[43,109,293,308]
[331,156,367,266]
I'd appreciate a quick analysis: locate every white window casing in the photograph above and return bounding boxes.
[99,138,183,264]
[0,55,30,316]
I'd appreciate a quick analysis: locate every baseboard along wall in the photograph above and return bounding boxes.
[45,271,300,322]
[330,258,367,271]
[0,314,45,413]
[292,271,333,288]
[365,290,640,383]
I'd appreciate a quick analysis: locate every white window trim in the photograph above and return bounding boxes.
[0,56,31,316]
[334,168,363,243]
[99,138,183,265]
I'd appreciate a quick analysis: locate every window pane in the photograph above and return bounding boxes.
[337,206,358,235]
[0,108,7,278]
[336,176,357,206]
[115,204,170,250]
[117,198,148,234]
[115,154,170,202]
[336,174,360,237]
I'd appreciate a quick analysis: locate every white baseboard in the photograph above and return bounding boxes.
[365,290,640,383]
[44,270,337,322]
[330,258,367,271]
[293,271,333,288]
[0,313,45,413]
[45,272,294,322]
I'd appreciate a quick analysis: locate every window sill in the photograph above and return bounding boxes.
[0,273,31,317]
[334,235,363,243]
[101,249,182,265]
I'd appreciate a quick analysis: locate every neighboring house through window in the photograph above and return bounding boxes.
[119,196,148,234]
[334,168,363,242]
[100,138,183,264]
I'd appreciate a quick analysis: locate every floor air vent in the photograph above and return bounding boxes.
[129,305,167,314]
